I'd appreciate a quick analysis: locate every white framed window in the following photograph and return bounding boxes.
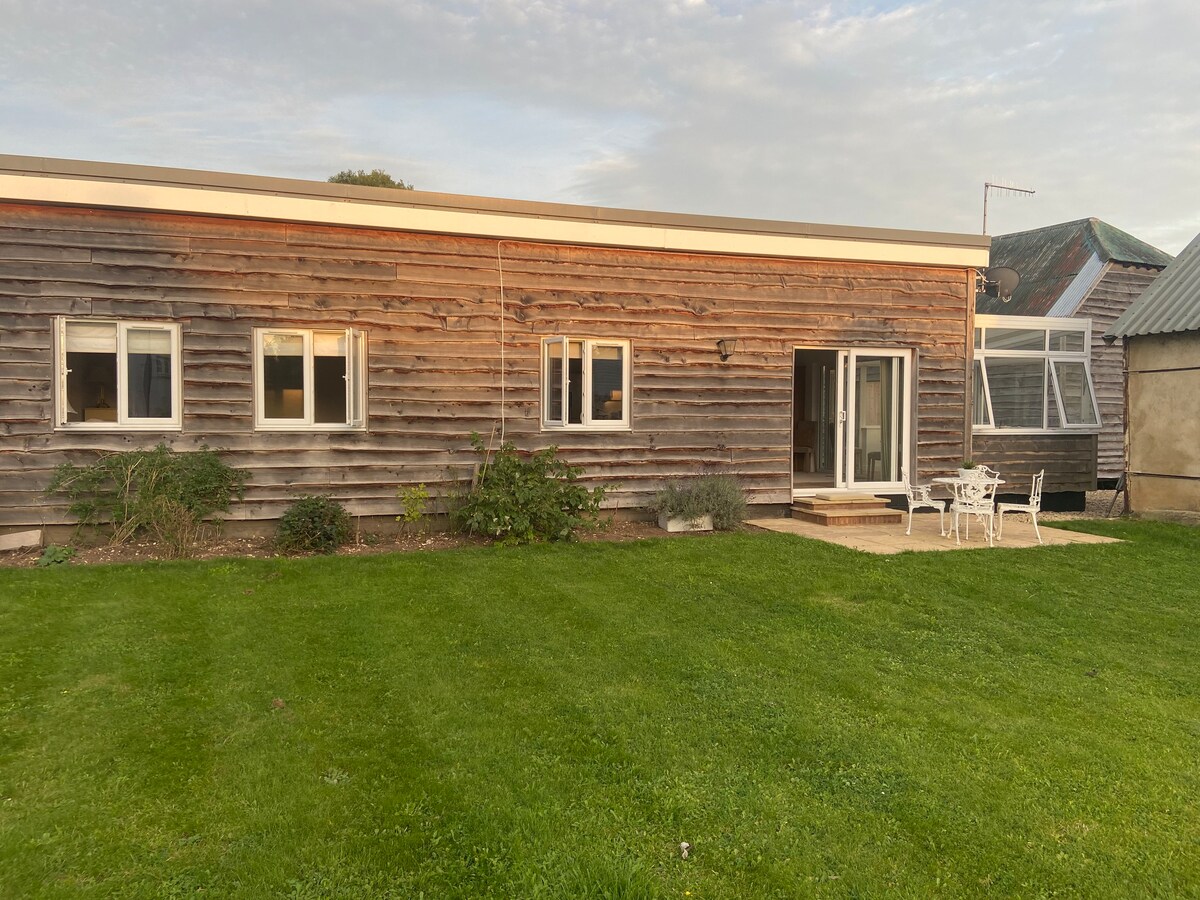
[973,315,1099,433]
[254,328,366,430]
[55,319,182,430]
[541,337,631,430]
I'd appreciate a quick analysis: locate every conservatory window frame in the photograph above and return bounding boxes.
[973,315,1099,435]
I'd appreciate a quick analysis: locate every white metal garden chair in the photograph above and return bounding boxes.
[949,471,1000,547]
[901,467,945,536]
[996,470,1045,544]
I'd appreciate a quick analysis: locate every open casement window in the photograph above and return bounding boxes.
[254,328,366,430]
[973,315,1099,433]
[542,337,631,429]
[56,319,181,429]
[1049,359,1099,427]
[971,359,992,428]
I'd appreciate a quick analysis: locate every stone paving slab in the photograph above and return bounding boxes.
[746,513,1120,554]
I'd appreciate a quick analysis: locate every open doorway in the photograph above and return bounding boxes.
[792,349,839,489]
[793,347,912,494]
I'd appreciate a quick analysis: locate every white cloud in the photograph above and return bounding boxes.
[1,0,1197,252]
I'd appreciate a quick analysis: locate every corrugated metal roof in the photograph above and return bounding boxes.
[1108,232,1200,338]
[976,218,1172,316]
[1047,253,1107,317]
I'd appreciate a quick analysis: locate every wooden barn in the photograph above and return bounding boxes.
[976,218,1172,495]
[0,156,990,532]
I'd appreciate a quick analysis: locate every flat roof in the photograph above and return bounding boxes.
[0,154,991,269]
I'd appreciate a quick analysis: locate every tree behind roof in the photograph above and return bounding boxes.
[328,169,413,190]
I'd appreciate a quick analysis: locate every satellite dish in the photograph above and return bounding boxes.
[983,266,1021,302]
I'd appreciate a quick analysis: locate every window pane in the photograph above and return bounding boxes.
[65,322,117,422]
[853,356,901,482]
[983,358,1045,428]
[1053,360,1098,425]
[313,332,347,423]
[263,333,304,419]
[591,345,624,421]
[350,332,365,425]
[567,341,583,425]
[985,327,1045,351]
[1047,372,1063,428]
[545,341,563,424]
[973,328,982,349]
[972,359,990,426]
[126,328,173,419]
[66,322,117,353]
[1048,330,1085,352]
[313,332,347,356]
[314,355,347,424]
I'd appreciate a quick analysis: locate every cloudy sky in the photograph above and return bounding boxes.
[3,0,1197,252]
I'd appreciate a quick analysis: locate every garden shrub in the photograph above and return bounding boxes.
[651,475,747,531]
[395,483,430,533]
[452,433,606,545]
[275,495,352,554]
[692,475,748,530]
[649,481,710,527]
[45,444,247,557]
[35,545,75,567]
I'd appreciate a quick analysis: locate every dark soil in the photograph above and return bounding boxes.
[0,518,700,569]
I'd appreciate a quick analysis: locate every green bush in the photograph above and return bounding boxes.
[395,483,430,533]
[649,481,710,526]
[276,496,352,554]
[35,545,75,567]
[45,444,247,557]
[692,475,748,530]
[452,434,606,545]
[651,475,747,531]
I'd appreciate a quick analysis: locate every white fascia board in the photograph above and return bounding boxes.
[0,174,990,270]
[976,313,1091,331]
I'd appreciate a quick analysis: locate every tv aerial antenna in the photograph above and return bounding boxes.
[982,181,1035,234]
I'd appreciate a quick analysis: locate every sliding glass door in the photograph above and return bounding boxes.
[793,347,912,492]
[843,349,910,488]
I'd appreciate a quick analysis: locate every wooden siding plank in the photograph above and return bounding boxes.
[1,202,975,526]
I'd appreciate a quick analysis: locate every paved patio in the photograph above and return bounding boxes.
[747,511,1120,554]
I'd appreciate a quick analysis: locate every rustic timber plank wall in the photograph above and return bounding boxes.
[971,433,1098,494]
[1,202,973,527]
[1078,263,1162,482]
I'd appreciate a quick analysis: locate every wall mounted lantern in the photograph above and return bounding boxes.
[716,338,739,361]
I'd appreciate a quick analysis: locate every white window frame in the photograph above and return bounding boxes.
[973,315,1099,434]
[54,318,182,431]
[541,337,632,431]
[253,327,367,431]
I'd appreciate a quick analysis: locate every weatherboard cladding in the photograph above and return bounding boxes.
[1077,265,1164,480]
[1108,232,1200,338]
[0,200,976,528]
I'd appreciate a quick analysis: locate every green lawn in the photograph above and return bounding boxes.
[1,521,1197,898]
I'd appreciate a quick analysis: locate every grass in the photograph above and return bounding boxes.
[0,520,1197,898]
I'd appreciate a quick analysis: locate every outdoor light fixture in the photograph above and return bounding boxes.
[717,338,739,361]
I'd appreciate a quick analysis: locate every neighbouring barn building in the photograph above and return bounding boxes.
[1106,231,1200,519]
[976,218,1172,492]
[0,156,1002,533]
